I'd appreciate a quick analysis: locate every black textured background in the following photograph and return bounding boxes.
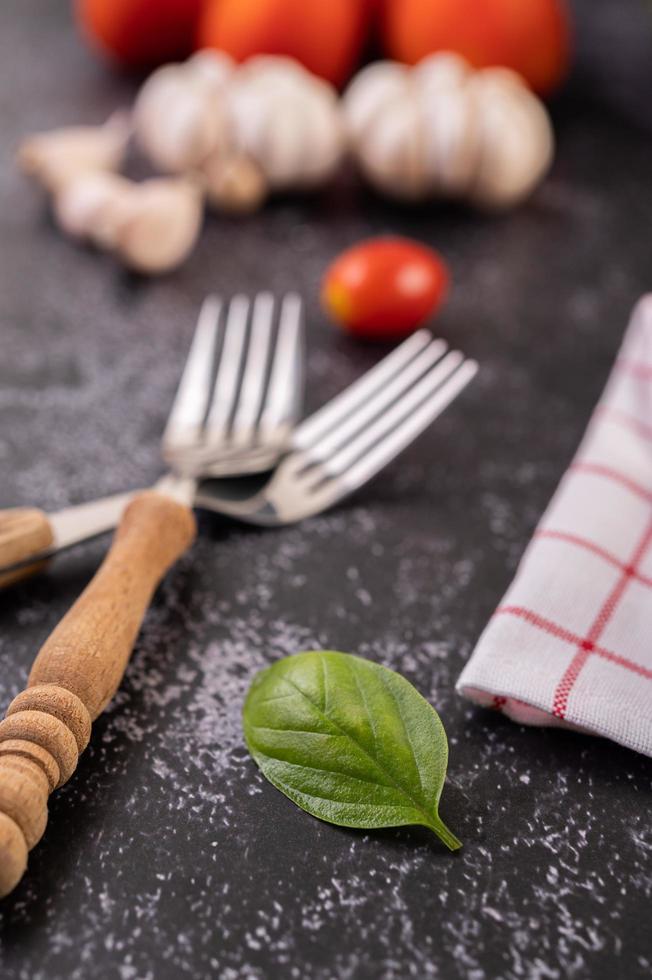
[1,2,651,978]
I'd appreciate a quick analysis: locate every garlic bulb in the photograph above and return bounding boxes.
[17,112,131,192]
[223,57,344,192]
[133,53,344,210]
[343,54,554,209]
[133,50,235,174]
[53,174,203,274]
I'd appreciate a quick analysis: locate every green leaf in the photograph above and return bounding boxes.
[242,651,461,851]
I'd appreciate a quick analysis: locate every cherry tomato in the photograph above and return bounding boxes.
[75,0,204,69]
[321,237,449,340]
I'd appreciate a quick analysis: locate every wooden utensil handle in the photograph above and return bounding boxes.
[0,490,196,898]
[0,508,55,588]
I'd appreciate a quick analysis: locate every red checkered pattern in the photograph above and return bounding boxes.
[457,297,652,757]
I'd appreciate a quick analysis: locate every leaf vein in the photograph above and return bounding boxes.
[252,725,341,739]
[347,657,379,756]
[280,668,436,827]
[273,779,428,814]
[259,756,400,790]
[379,671,424,796]
[252,692,299,707]
[320,653,328,716]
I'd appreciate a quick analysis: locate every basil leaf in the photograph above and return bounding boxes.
[243,651,461,851]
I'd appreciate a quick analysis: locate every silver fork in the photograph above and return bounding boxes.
[192,330,478,524]
[0,330,477,588]
[163,291,304,476]
[0,291,304,587]
[0,330,476,898]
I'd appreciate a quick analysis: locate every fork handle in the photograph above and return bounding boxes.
[0,508,54,589]
[0,490,196,898]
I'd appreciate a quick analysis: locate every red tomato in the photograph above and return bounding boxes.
[381,0,571,97]
[197,0,370,87]
[321,237,449,340]
[75,0,204,69]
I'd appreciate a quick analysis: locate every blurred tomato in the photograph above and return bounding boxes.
[75,0,204,69]
[382,0,571,96]
[322,237,449,340]
[197,0,369,87]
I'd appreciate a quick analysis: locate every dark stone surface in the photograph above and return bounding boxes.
[0,2,651,978]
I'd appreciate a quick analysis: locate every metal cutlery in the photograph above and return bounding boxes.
[192,331,478,524]
[163,291,304,477]
[0,328,476,897]
[0,331,477,583]
[0,290,304,589]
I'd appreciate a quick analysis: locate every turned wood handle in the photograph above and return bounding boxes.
[0,508,55,588]
[0,490,196,898]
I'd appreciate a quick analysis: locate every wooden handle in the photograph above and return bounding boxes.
[0,490,196,898]
[0,508,55,588]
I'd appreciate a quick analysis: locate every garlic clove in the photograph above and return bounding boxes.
[468,77,554,209]
[53,173,204,272]
[358,93,430,200]
[133,63,227,173]
[86,183,141,251]
[253,95,307,188]
[342,61,411,144]
[186,49,235,95]
[299,95,344,187]
[52,171,133,241]
[203,152,268,214]
[225,81,269,166]
[115,178,204,274]
[224,56,345,192]
[245,87,341,190]
[17,111,131,192]
[414,56,479,198]
[413,52,471,92]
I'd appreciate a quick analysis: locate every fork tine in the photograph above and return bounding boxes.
[205,294,250,438]
[321,348,465,472]
[162,295,222,448]
[304,337,448,461]
[324,358,478,493]
[259,293,304,439]
[293,329,434,449]
[230,292,275,447]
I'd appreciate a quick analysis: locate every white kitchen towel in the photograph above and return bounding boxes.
[457,295,652,757]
